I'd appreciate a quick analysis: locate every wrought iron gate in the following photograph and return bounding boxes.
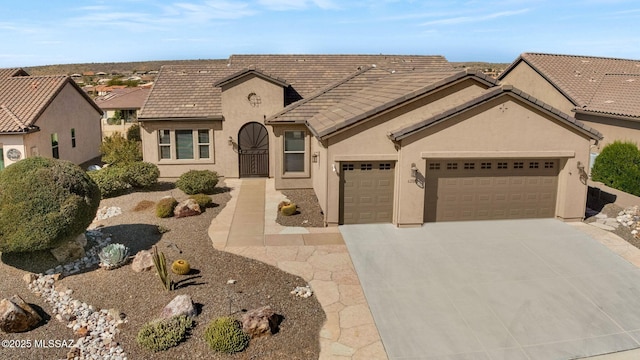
[238,122,269,177]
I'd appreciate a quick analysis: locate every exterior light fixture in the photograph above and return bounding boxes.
[312,152,319,163]
[228,136,233,146]
[410,163,418,178]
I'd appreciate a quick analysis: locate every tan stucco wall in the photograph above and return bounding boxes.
[575,112,640,152]
[500,62,575,114]
[8,83,102,167]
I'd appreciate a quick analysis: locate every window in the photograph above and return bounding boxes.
[379,163,391,170]
[447,162,458,170]
[175,130,193,159]
[159,130,171,159]
[529,162,539,169]
[429,163,440,170]
[51,133,59,159]
[497,162,508,169]
[514,162,524,169]
[544,161,555,169]
[481,162,491,169]
[464,162,475,170]
[342,164,354,171]
[158,129,211,160]
[198,130,210,159]
[360,163,373,170]
[284,131,305,172]
[71,128,76,148]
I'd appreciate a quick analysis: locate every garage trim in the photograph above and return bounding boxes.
[421,150,575,159]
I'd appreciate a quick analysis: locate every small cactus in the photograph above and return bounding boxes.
[280,202,297,216]
[171,259,191,275]
[204,316,249,353]
[152,246,173,291]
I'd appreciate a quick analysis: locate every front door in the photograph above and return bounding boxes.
[238,122,269,177]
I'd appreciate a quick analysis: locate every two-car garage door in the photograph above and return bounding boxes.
[424,159,559,222]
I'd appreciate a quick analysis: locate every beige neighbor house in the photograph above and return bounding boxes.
[139,55,601,226]
[499,53,640,158]
[94,87,150,137]
[0,68,103,170]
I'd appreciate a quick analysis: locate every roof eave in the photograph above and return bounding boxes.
[137,115,224,122]
[574,108,640,123]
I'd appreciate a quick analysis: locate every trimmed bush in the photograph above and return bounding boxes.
[126,123,141,142]
[156,197,178,218]
[176,170,218,195]
[122,162,159,188]
[136,315,194,352]
[204,316,249,354]
[189,194,212,209]
[591,141,640,196]
[100,133,142,165]
[88,166,130,198]
[0,157,101,253]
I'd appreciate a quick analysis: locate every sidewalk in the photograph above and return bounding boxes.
[208,178,387,359]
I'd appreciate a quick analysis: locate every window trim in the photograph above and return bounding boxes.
[51,133,59,159]
[282,129,310,178]
[157,129,214,162]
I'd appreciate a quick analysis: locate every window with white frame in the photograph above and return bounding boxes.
[159,130,171,159]
[71,128,76,148]
[284,131,305,172]
[197,130,210,159]
[158,129,212,160]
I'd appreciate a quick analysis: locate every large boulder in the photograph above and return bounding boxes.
[131,250,154,272]
[173,199,201,218]
[241,305,280,338]
[161,295,197,319]
[0,295,42,333]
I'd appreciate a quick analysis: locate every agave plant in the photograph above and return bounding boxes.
[98,243,130,270]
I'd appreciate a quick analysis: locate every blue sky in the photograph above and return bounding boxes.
[1,0,639,67]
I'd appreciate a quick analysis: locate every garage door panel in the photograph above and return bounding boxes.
[340,162,395,224]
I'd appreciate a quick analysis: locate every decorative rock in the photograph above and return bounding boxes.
[241,305,280,338]
[291,285,313,298]
[227,279,237,284]
[94,206,122,221]
[161,295,197,319]
[173,199,201,218]
[22,273,37,284]
[0,295,43,333]
[131,250,154,272]
[75,233,88,248]
[50,239,86,263]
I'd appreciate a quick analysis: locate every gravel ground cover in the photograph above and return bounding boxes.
[276,189,325,228]
[0,181,324,360]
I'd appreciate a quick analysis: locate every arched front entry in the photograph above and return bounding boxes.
[238,122,269,177]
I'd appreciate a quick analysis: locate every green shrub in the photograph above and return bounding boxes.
[156,197,178,218]
[100,133,142,165]
[176,170,218,195]
[204,316,249,354]
[136,315,194,352]
[591,141,640,196]
[122,162,159,188]
[88,166,130,198]
[189,194,212,208]
[126,123,141,142]
[0,157,101,253]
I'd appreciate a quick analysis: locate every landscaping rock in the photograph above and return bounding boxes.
[50,239,86,263]
[131,250,154,272]
[242,305,280,338]
[161,294,197,319]
[174,199,201,218]
[291,285,313,298]
[0,295,42,333]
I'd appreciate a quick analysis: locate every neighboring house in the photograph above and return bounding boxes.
[0,68,103,169]
[139,55,600,226]
[94,87,150,137]
[499,53,640,156]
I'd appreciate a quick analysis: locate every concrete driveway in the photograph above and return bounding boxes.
[341,219,640,360]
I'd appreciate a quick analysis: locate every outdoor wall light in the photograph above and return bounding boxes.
[228,136,233,146]
[577,161,585,171]
[312,152,319,163]
[410,163,418,178]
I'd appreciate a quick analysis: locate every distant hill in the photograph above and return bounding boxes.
[23,59,512,77]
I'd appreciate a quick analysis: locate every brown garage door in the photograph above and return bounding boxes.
[340,161,395,224]
[424,159,558,222]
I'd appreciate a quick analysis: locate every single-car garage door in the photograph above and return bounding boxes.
[340,161,395,224]
[424,159,558,222]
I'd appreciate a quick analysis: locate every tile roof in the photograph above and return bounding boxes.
[577,73,640,119]
[140,54,453,120]
[213,68,289,88]
[0,76,99,133]
[500,53,640,111]
[388,85,603,141]
[0,68,29,78]
[271,69,497,139]
[95,87,150,110]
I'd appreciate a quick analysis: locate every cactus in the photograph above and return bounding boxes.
[136,315,194,352]
[98,243,130,270]
[171,259,191,275]
[280,202,297,216]
[152,246,173,291]
[204,316,249,353]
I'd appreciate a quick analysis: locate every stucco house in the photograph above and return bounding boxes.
[94,87,150,137]
[0,68,103,170]
[499,53,640,156]
[139,55,601,226]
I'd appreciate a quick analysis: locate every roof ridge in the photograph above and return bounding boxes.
[523,52,640,62]
[0,105,29,130]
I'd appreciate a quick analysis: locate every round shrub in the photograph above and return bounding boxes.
[156,197,178,218]
[189,194,212,209]
[0,157,101,253]
[591,141,640,196]
[176,170,219,195]
[136,315,194,352]
[100,133,142,165]
[122,162,159,188]
[88,166,130,198]
[171,259,191,275]
[281,202,297,216]
[204,316,249,354]
[126,123,141,142]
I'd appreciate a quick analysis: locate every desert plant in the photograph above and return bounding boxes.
[152,246,173,291]
[280,202,297,216]
[0,157,101,253]
[126,123,142,142]
[156,197,178,218]
[591,141,640,196]
[204,316,249,354]
[189,194,212,209]
[100,133,142,165]
[98,243,130,270]
[277,200,289,212]
[88,166,130,198]
[176,170,219,195]
[171,259,191,275]
[136,315,194,352]
[156,224,170,234]
[121,162,159,188]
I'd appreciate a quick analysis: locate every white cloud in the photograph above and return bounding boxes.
[420,8,530,26]
[257,0,339,11]
[173,0,255,20]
